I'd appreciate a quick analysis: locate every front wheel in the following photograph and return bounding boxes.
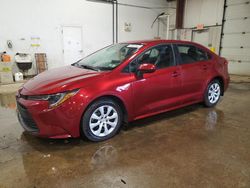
[81,98,123,142]
[204,80,222,107]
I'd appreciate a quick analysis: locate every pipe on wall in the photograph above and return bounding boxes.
[87,0,174,43]
[86,0,175,9]
[176,0,185,29]
[219,0,227,56]
[112,2,114,43]
[87,0,118,43]
[115,0,118,43]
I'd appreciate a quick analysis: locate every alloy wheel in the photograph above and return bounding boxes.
[89,105,118,137]
[208,83,221,104]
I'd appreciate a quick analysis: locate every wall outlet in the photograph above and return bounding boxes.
[124,22,132,32]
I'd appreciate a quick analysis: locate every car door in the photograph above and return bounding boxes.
[175,44,210,104]
[195,47,213,78]
[130,44,182,118]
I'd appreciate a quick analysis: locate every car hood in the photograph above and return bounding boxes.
[22,66,105,95]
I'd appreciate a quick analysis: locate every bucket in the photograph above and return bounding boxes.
[14,72,23,82]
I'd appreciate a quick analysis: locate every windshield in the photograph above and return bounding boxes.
[73,43,143,71]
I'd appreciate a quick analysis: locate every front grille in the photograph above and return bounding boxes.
[17,101,39,132]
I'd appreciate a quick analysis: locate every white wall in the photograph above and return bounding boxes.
[183,0,224,28]
[158,1,177,40]
[0,0,168,73]
[118,2,166,42]
[176,0,224,54]
[182,0,250,75]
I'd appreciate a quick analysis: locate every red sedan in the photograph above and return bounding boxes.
[16,40,230,141]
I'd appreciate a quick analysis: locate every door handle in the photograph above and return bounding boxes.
[172,71,180,77]
[202,65,208,70]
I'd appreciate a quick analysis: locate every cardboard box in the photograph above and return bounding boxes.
[35,53,47,62]
[35,53,47,73]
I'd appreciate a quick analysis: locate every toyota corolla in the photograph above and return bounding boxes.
[16,40,230,141]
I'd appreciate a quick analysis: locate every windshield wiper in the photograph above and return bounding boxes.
[71,62,80,67]
[96,66,113,71]
[80,65,100,71]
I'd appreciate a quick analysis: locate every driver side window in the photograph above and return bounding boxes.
[137,48,159,65]
[129,44,175,72]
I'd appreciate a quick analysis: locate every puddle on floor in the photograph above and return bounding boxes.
[0,83,250,188]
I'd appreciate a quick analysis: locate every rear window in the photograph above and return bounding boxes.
[177,44,211,65]
[196,48,211,61]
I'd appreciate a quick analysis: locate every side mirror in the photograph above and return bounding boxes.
[137,63,156,74]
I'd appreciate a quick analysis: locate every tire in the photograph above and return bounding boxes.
[204,79,222,107]
[81,98,123,142]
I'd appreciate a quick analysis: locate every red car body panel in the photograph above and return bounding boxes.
[16,40,230,138]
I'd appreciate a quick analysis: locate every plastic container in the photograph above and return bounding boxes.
[2,54,11,62]
[14,72,23,82]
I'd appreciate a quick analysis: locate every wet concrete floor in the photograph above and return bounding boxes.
[0,83,250,187]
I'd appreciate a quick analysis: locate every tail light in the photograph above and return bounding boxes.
[223,59,228,65]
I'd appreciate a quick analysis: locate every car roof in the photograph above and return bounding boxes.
[123,39,199,46]
[122,39,216,56]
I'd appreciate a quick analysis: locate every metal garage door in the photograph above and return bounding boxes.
[220,0,250,75]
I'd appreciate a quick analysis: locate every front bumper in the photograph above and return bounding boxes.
[16,91,87,139]
[17,101,39,133]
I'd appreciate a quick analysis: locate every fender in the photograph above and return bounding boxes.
[202,74,225,96]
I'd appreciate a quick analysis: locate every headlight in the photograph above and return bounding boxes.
[27,89,79,108]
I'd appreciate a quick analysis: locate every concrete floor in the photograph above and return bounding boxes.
[0,79,250,187]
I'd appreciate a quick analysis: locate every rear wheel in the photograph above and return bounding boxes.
[81,98,123,142]
[204,79,222,107]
